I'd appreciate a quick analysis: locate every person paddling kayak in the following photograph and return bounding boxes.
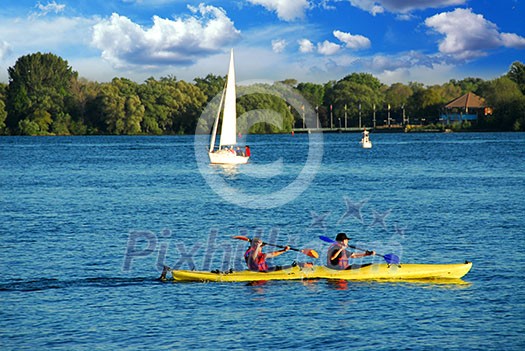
[244,237,291,272]
[327,233,375,270]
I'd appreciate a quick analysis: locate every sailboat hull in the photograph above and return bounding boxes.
[209,150,249,164]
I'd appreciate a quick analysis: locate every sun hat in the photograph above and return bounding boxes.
[335,232,351,241]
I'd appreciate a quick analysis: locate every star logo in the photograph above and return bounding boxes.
[309,210,331,229]
[338,196,368,224]
[394,224,407,239]
[369,209,391,230]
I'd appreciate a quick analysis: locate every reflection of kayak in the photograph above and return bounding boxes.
[166,262,472,282]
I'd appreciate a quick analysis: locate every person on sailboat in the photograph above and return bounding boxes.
[245,145,251,157]
[244,238,291,272]
[326,233,375,270]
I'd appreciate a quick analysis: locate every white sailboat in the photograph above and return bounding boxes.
[208,49,249,165]
[360,128,372,149]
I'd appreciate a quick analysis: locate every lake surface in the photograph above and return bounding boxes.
[1,132,524,350]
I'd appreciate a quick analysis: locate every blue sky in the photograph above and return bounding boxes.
[0,0,524,85]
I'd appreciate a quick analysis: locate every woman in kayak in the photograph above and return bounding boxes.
[327,233,375,270]
[244,237,291,272]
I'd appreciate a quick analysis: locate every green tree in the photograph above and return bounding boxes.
[138,77,170,135]
[340,73,383,91]
[407,82,445,124]
[441,82,463,103]
[17,119,40,135]
[0,83,7,134]
[324,74,384,127]
[414,85,461,123]
[481,76,525,130]
[6,52,77,135]
[51,112,73,135]
[384,83,413,109]
[449,77,485,95]
[295,82,325,128]
[168,78,207,134]
[139,76,206,135]
[194,74,225,102]
[296,82,325,110]
[237,90,294,133]
[406,83,422,123]
[507,61,525,95]
[0,100,6,134]
[98,78,144,135]
[67,77,100,134]
[279,78,298,86]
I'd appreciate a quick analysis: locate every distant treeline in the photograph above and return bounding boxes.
[0,52,524,136]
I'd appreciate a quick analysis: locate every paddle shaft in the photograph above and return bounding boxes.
[349,244,386,259]
[232,236,319,258]
[319,236,376,255]
[264,242,299,252]
[318,235,399,264]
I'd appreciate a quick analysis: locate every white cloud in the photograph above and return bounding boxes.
[35,1,66,16]
[347,0,384,15]
[68,56,120,82]
[298,39,315,53]
[247,0,310,21]
[272,39,287,53]
[376,62,457,86]
[501,33,525,49]
[0,41,12,61]
[333,30,371,50]
[0,14,98,82]
[320,0,336,11]
[0,16,95,55]
[347,0,466,15]
[91,4,241,68]
[317,40,341,55]
[364,51,439,71]
[298,31,369,57]
[425,8,525,60]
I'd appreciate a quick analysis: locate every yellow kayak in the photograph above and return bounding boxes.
[166,261,472,282]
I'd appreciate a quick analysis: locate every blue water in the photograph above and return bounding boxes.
[1,132,524,350]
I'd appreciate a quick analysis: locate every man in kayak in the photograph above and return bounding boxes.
[244,237,291,272]
[327,233,375,270]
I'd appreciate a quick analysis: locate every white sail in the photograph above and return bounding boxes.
[209,87,225,153]
[219,49,237,147]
